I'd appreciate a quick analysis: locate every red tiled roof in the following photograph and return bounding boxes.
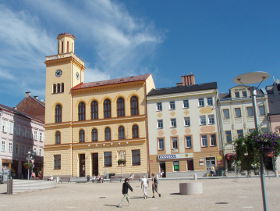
[72,73,151,90]
[0,104,44,124]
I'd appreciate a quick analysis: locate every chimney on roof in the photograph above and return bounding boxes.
[180,74,196,86]
[34,96,39,100]
[25,91,31,97]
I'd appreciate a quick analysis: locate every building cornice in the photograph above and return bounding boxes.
[147,89,217,101]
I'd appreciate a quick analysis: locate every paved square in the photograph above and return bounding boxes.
[0,178,279,211]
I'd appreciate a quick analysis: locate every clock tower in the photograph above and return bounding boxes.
[45,33,85,125]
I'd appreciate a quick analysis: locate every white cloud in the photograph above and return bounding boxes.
[85,67,110,82]
[24,0,163,78]
[0,0,163,105]
[0,69,15,81]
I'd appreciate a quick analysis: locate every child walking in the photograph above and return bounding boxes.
[118,178,133,208]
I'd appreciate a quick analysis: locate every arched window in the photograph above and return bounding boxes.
[91,101,98,120]
[55,131,61,144]
[117,97,125,117]
[78,102,86,121]
[57,83,61,93]
[53,84,57,94]
[79,129,85,143]
[132,125,139,138]
[92,128,98,142]
[118,126,125,140]
[55,104,62,123]
[61,83,64,93]
[105,127,111,141]
[104,99,111,118]
[130,96,139,116]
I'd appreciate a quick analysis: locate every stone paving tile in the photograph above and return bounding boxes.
[0,178,279,211]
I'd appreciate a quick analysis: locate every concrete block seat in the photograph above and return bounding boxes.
[179,182,203,195]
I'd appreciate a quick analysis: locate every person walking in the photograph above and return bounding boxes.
[151,173,161,198]
[118,178,133,208]
[141,175,149,199]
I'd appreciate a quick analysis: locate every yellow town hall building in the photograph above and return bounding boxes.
[44,33,155,178]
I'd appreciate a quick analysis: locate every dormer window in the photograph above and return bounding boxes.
[242,91,247,98]
[235,91,240,98]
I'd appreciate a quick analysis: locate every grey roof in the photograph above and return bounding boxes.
[147,82,217,96]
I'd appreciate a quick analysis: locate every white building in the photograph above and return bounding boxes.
[218,85,270,171]
[0,104,44,178]
[147,75,222,177]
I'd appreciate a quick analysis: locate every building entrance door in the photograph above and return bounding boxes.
[159,162,166,177]
[92,153,98,176]
[79,154,85,177]
[187,159,194,170]
[206,157,216,171]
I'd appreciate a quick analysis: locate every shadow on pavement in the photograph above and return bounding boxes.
[104,204,119,207]
[170,193,181,195]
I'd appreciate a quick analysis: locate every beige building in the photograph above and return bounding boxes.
[218,85,270,171]
[44,33,155,178]
[147,75,222,177]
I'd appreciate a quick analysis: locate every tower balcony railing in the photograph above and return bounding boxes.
[45,53,84,65]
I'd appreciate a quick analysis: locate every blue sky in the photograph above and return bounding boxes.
[1,0,280,107]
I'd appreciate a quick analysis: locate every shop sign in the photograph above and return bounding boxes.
[199,159,204,166]
[158,153,193,160]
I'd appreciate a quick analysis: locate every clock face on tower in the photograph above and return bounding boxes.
[76,72,80,80]
[55,69,62,77]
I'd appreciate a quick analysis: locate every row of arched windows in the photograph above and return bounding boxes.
[78,96,139,121]
[54,125,139,144]
[54,96,139,123]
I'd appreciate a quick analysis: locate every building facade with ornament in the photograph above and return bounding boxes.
[147,74,222,177]
[44,33,155,178]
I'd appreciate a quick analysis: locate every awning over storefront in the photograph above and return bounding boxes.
[225,153,236,161]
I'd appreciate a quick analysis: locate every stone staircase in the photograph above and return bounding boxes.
[12,179,56,194]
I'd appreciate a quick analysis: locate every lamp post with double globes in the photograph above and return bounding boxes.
[233,71,270,211]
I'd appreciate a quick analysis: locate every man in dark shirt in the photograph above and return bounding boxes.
[118,178,133,208]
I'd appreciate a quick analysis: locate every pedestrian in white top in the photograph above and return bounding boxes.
[141,175,149,199]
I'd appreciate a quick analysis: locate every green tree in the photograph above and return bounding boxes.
[234,131,280,175]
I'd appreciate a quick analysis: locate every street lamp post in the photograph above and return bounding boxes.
[26,151,35,180]
[234,71,269,211]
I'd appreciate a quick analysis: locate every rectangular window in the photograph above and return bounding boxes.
[169,101,175,110]
[235,108,241,118]
[170,118,177,128]
[207,97,213,106]
[172,137,178,149]
[208,114,215,125]
[259,105,265,116]
[210,134,216,146]
[235,91,240,98]
[201,135,208,147]
[157,120,163,129]
[200,115,206,125]
[104,152,112,167]
[156,102,162,111]
[247,107,254,117]
[158,138,164,150]
[185,136,192,148]
[173,161,180,172]
[183,99,189,108]
[225,131,232,143]
[39,149,42,156]
[9,142,13,153]
[223,109,230,119]
[54,155,61,170]
[184,117,190,127]
[1,140,5,152]
[132,149,141,165]
[198,98,205,107]
[242,91,247,98]
[15,144,19,154]
[237,129,244,139]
